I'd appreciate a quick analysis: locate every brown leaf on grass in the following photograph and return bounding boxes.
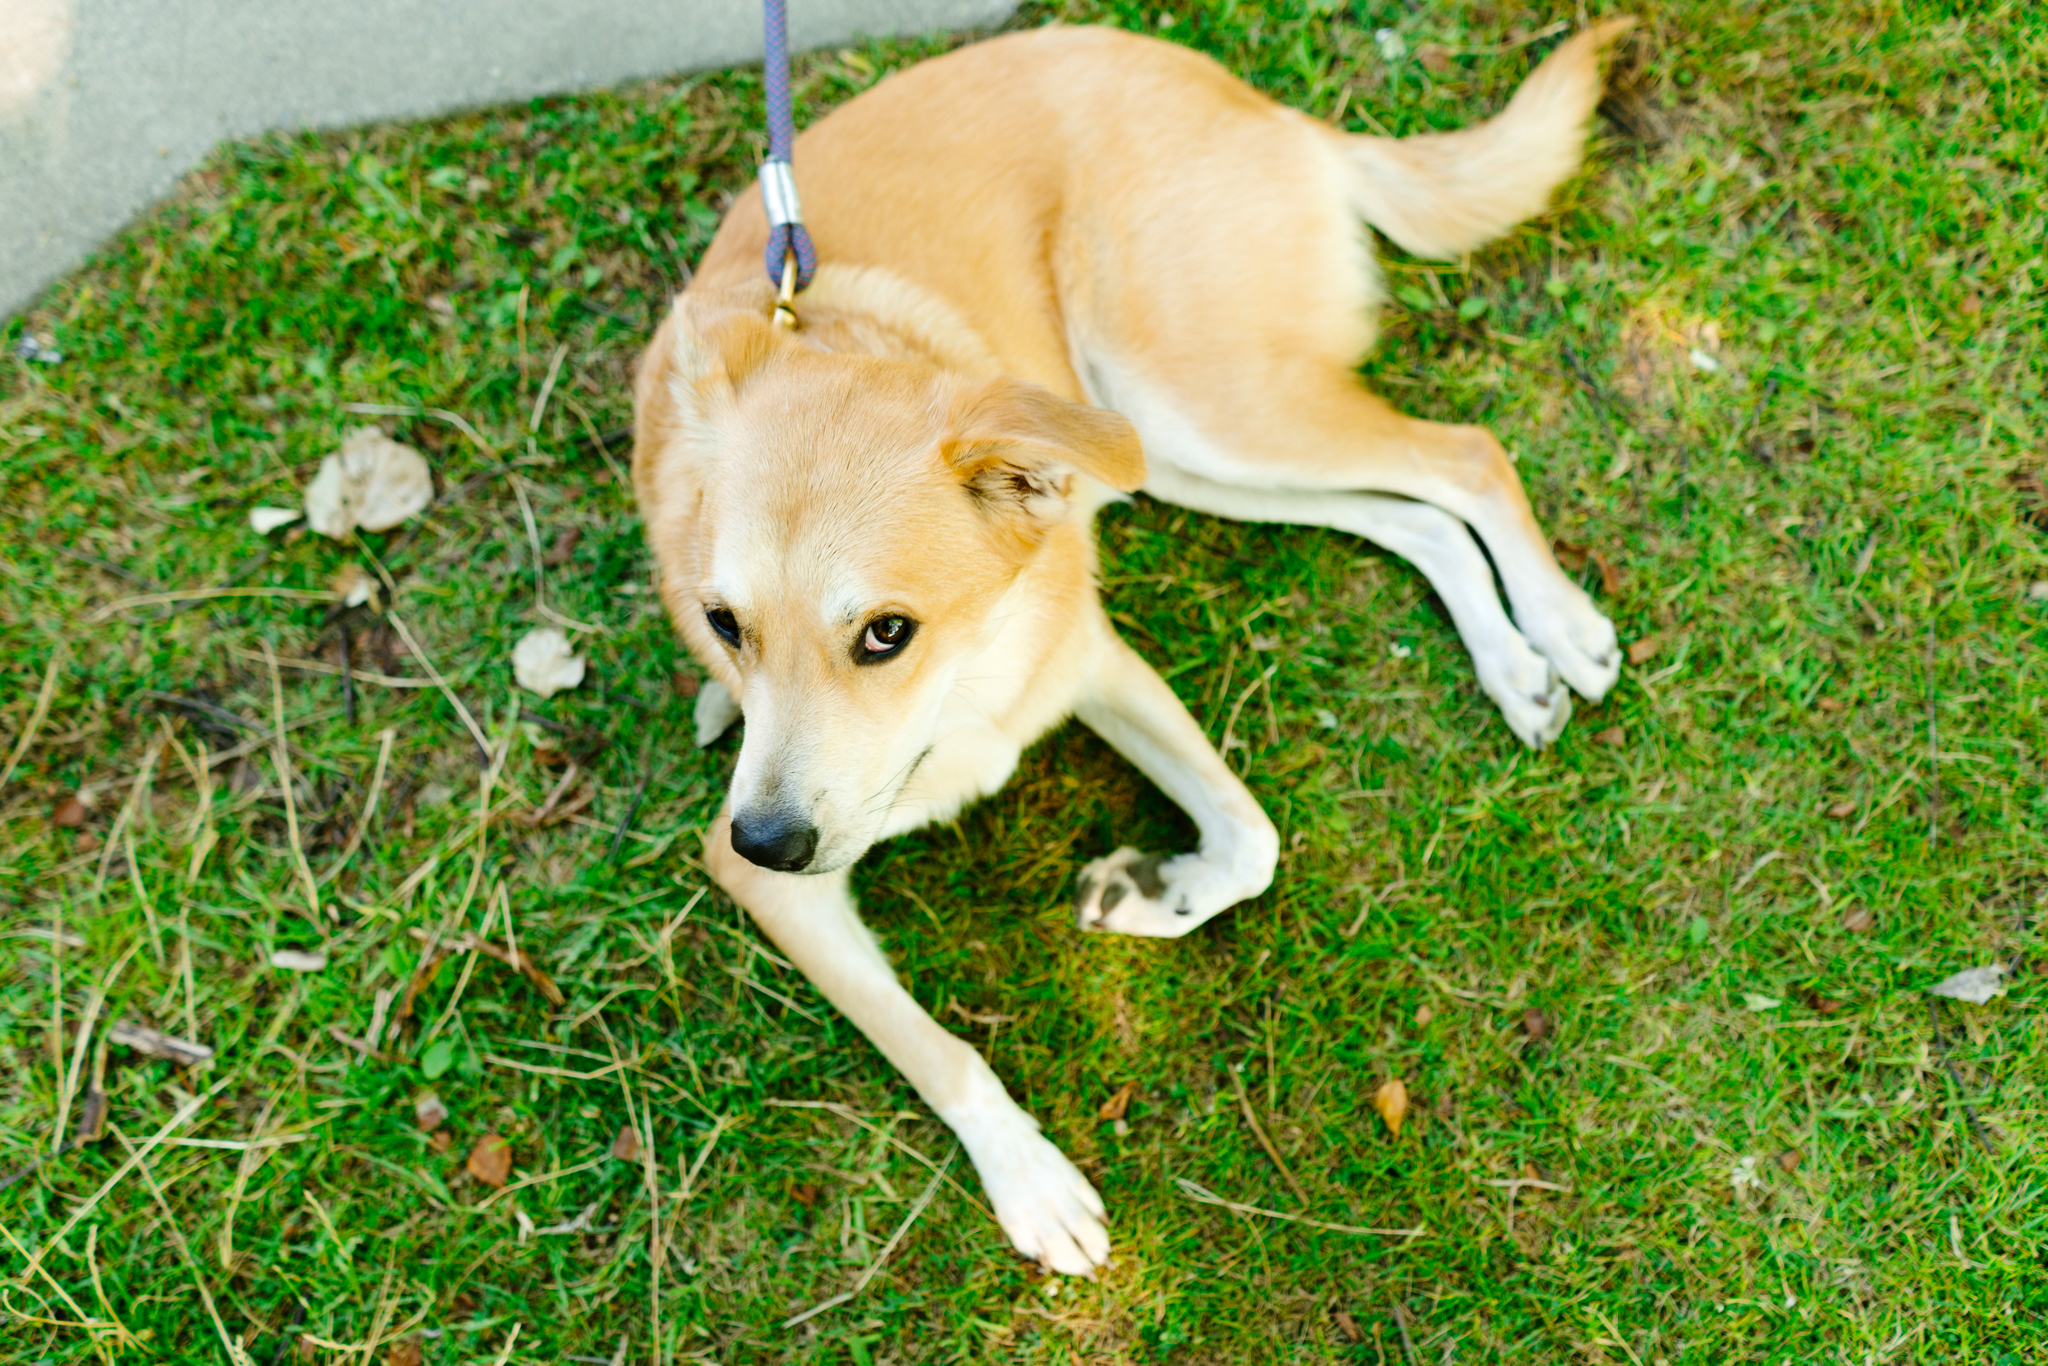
[414,1091,448,1133]
[1372,1078,1408,1137]
[75,1088,108,1144]
[1816,696,1847,713]
[1825,800,1857,819]
[1522,1008,1552,1041]
[466,1133,512,1187]
[1591,551,1621,596]
[386,1340,423,1366]
[610,1125,642,1163]
[543,526,581,566]
[1415,43,1452,73]
[52,795,87,828]
[1803,991,1844,1016]
[1552,539,1590,571]
[672,669,701,699]
[1777,1147,1804,1172]
[1097,1082,1139,1122]
[1960,293,1983,316]
[1333,1308,1363,1342]
[1626,637,1661,666]
[1842,907,1875,934]
[428,1130,452,1155]
[1414,1004,1435,1027]
[1592,726,1626,747]
[790,1182,820,1208]
[110,1021,215,1068]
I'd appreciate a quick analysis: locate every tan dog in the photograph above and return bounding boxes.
[633,19,1632,1273]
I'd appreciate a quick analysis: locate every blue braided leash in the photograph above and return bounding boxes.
[758,0,817,298]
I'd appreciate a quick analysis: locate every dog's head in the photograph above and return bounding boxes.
[633,282,1144,875]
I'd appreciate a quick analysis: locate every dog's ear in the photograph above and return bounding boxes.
[633,282,781,480]
[941,378,1146,535]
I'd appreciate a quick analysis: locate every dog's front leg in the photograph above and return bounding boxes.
[1072,633,1280,937]
[704,816,1110,1274]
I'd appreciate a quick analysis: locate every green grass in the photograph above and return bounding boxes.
[4,0,2046,1361]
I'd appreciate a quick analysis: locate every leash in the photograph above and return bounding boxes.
[758,0,816,329]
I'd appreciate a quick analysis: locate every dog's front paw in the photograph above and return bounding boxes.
[1523,586,1621,703]
[960,1120,1109,1276]
[1478,635,1573,749]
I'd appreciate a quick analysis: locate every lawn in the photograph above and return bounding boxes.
[3,0,2045,1361]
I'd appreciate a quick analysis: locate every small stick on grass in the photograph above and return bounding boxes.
[53,941,141,1155]
[1390,1301,1418,1366]
[260,641,324,927]
[1230,1067,1310,1206]
[386,612,492,758]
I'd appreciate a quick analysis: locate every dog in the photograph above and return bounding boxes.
[632,18,1631,1274]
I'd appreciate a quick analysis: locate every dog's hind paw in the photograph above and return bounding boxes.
[1479,636,1573,749]
[1523,588,1622,703]
[1075,847,1213,938]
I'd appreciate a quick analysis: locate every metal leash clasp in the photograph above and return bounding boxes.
[773,251,799,330]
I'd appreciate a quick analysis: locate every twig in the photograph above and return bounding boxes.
[386,612,491,758]
[1230,1068,1310,1205]
[1390,1301,1419,1366]
[226,648,429,688]
[0,645,65,792]
[85,586,337,623]
[608,745,656,863]
[53,942,141,1154]
[336,613,356,726]
[261,641,324,927]
[340,401,497,460]
[1173,1178,1424,1238]
[783,1154,954,1327]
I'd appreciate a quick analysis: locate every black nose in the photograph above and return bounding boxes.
[729,808,819,872]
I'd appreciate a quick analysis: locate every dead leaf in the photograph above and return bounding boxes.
[467,1133,512,1187]
[1825,800,1857,819]
[110,1021,215,1068]
[1816,696,1846,713]
[512,627,586,699]
[428,1130,452,1155]
[249,506,302,535]
[74,1088,108,1143]
[1415,42,1452,73]
[1552,539,1590,571]
[1961,293,1982,316]
[1929,965,2008,1005]
[1776,1147,1803,1173]
[1842,907,1875,934]
[543,527,581,566]
[414,1091,448,1133]
[1591,551,1621,596]
[1414,1004,1435,1027]
[1522,1008,1551,1041]
[1097,1082,1138,1122]
[790,1182,820,1208]
[330,564,378,610]
[1626,637,1661,666]
[75,831,101,853]
[1592,726,1626,747]
[52,795,87,827]
[386,1339,423,1366]
[1803,991,1843,1016]
[1333,1308,1363,1342]
[269,949,328,973]
[1372,1078,1408,1137]
[304,427,434,538]
[610,1125,642,1163]
[672,669,701,699]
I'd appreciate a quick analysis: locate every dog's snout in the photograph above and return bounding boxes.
[729,807,820,873]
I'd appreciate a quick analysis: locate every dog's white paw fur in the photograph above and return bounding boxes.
[1520,583,1621,703]
[948,1104,1108,1275]
[1475,631,1572,749]
[1075,846,1255,938]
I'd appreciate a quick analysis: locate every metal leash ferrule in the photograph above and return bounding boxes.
[760,159,803,228]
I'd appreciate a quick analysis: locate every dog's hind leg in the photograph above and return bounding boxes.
[1141,461,1572,748]
[705,816,1109,1274]
[1072,632,1280,936]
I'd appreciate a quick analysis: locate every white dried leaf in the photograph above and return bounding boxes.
[1688,348,1721,373]
[1929,964,2007,1005]
[330,563,376,608]
[1742,993,1782,1012]
[2029,581,2048,601]
[304,427,433,538]
[270,949,328,972]
[694,679,741,748]
[1728,1154,1761,1191]
[1374,27,1406,61]
[513,627,585,699]
[249,506,302,534]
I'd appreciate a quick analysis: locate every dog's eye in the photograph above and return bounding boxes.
[858,615,914,662]
[705,607,741,646]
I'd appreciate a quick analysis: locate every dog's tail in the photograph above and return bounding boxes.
[1338,16,1634,259]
